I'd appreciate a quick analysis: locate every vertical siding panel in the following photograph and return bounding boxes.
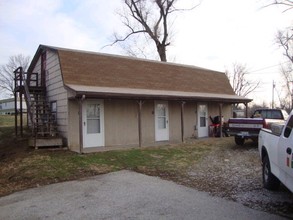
[46,50,68,141]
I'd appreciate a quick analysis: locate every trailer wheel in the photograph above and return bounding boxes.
[262,155,280,190]
[235,136,244,145]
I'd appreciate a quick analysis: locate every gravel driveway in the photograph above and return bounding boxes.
[184,140,293,219]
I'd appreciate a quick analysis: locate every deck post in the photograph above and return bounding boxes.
[14,91,18,137]
[137,100,143,147]
[20,90,23,137]
[181,101,186,143]
[244,102,248,118]
[79,95,85,153]
[219,103,223,138]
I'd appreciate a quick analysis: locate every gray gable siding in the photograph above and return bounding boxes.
[31,50,68,141]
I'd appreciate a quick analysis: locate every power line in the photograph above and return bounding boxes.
[247,61,291,74]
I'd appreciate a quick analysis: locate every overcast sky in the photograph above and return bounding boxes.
[0,0,292,105]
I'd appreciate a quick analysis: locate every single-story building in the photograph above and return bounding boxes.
[0,98,27,115]
[25,45,251,153]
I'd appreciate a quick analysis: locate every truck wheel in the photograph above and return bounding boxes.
[262,155,280,190]
[235,136,244,145]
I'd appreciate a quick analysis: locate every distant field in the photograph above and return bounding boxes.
[0,115,27,127]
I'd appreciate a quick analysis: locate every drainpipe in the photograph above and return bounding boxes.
[79,95,86,153]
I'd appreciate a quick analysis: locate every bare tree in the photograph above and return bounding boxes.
[110,0,200,62]
[263,0,292,109]
[277,62,293,110]
[265,0,293,12]
[0,54,30,96]
[275,27,293,109]
[225,63,260,97]
[276,28,293,63]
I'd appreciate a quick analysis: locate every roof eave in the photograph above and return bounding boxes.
[66,84,252,104]
[74,92,251,103]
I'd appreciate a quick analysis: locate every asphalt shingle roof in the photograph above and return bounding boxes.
[57,48,235,95]
[28,45,251,103]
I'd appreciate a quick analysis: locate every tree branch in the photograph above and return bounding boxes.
[262,0,293,12]
[105,0,200,61]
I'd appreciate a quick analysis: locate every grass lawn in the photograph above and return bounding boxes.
[0,117,233,197]
[0,115,15,127]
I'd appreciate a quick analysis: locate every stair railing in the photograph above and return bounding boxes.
[14,67,35,134]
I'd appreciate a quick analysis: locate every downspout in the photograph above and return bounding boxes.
[79,95,86,153]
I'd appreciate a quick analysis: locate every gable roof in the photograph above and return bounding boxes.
[29,45,251,103]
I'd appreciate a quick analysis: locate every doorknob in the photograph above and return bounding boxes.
[287,147,292,155]
[84,122,86,126]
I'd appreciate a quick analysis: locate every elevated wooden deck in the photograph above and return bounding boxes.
[28,137,63,149]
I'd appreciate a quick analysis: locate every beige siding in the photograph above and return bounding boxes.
[104,99,139,146]
[66,98,233,151]
[141,101,155,145]
[184,102,197,138]
[208,103,233,123]
[67,100,80,152]
[169,101,181,142]
[223,104,233,122]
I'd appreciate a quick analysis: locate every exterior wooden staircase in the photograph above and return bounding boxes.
[14,67,62,149]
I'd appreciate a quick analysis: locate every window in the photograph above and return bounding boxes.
[199,104,207,127]
[284,116,293,138]
[50,101,57,123]
[86,103,101,134]
[157,104,167,129]
[253,110,283,119]
[271,110,282,119]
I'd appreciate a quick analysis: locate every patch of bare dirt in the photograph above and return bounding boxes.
[184,140,293,218]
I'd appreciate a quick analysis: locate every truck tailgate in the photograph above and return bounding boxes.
[227,118,264,139]
[228,118,264,128]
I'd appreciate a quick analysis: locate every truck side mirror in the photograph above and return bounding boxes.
[284,126,292,138]
[271,123,284,136]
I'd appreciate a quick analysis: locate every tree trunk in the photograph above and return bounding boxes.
[157,44,167,62]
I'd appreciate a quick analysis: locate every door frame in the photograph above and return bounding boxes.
[82,99,105,148]
[154,100,169,141]
[197,103,209,138]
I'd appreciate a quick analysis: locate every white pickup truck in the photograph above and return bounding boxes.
[258,110,293,193]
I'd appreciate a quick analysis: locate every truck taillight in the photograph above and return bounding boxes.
[263,120,268,128]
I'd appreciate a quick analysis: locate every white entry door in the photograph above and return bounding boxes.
[197,104,209,138]
[155,101,169,141]
[83,100,105,148]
